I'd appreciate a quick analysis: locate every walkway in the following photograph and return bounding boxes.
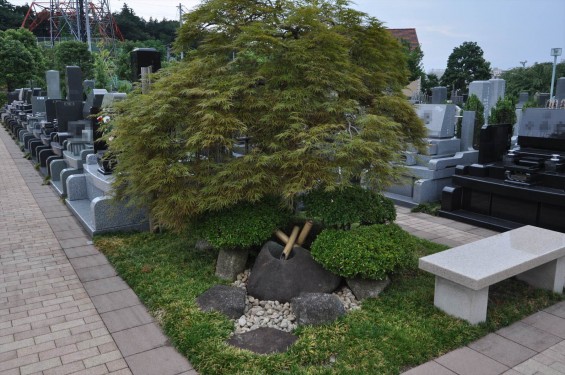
[0,126,195,375]
[2,123,565,375]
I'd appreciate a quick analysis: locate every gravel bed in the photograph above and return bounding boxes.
[232,269,361,333]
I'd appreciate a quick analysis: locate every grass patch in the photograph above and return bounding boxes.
[95,232,563,374]
[410,202,441,216]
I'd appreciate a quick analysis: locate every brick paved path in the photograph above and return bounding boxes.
[0,126,195,375]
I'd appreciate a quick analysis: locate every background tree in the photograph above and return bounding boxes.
[0,0,28,31]
[400,39,424,82]
[420,72,440,97]
[53,40,93,78]
[109,0,426,230]
[488,96,516,125]
[501,62,565,100]
[113,4,151,41]
[0,28,45,91]
[441,41,491,93]
[460,94,485,147]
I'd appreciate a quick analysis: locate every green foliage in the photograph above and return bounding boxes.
[488,96,516,125]
[0,28,45,91]
[190,197,291,250]
[93,45,116,90]
[501,62,565,100]
[459,94,485,147]
[109,0,426,231]
[441,41,491,93]
[54,40,93,79]
[411,201,441,216]
[311,224,419,279]
[421,73,440,97]
[400,39,424,82]
[0,1,28,31]
[303,185,396,229]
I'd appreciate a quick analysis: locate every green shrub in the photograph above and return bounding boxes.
[311,224,417,280]
[191,197,291,250]
[302,185,396,229]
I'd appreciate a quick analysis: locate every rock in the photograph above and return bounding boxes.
[196,285,246,319]
[247,241,342,302]
[346,276,390,301]
[215,248,249,281]
[227,327,298,354]
[195,239,213,251]
[238,316,247,327]
[291,293,346,326]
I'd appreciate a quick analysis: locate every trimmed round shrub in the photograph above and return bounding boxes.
[192,197,292,250]
[311,224,417,280]
[303,185,396,229]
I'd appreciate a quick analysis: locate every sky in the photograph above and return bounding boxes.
[10,0,565,72]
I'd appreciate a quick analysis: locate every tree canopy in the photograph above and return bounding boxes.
[0,28,45,91]
[53,40,93,79]
[108,0,426,230]
[501,62,565,100]
[441,41,491,93]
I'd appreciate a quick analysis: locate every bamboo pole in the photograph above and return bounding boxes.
[296,220,313,246]
[282,226,300,260]
[274,230,289,244]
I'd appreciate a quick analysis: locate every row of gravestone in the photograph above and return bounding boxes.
[0,66,149,237]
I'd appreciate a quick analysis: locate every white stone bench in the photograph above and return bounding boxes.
[419,225,565,324]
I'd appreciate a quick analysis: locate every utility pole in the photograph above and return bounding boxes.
[178,3,184,59]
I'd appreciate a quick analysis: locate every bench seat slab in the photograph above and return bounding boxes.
[434,276,489,324]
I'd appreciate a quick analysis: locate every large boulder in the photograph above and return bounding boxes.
[247,241,342,303]
[215,248,248,281]
[196,285,246,319]
[291,293,345,326]
[346,276,390,301]
[227,327,298,354]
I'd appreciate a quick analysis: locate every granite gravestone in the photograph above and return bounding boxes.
[431,86,447,104]
[46,70,62,99]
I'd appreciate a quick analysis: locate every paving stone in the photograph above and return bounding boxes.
[125,347,194,375]
[112,323,168,356]
[468,333,537,367]
[83,277,129,297]
[435,347,509,375]
[63,245,100,259]
[68,254,109,270]
[74,264,118,283]
[523,311,565,339]
[497,321,562,352]
[90,289,141,314]
[401,361,457,375]
[100,305,153,333]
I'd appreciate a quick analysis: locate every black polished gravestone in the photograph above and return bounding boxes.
[66,66,83,101]
[440,108,565,233]
[131,48,161,82]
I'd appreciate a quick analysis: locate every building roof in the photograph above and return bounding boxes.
[388,28,419,50]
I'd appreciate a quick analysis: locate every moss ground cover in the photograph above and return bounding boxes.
[95,232,563,374]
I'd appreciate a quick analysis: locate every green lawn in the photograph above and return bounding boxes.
[94,231,563,375]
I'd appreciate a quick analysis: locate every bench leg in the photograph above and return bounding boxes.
[434,276,489,324]
[516,257,565,293]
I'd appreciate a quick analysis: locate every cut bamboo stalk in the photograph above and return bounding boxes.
[296,220,313,246]
[275,229,289,244]
[282,226,300,260]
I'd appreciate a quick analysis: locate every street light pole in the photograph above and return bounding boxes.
[550,48,562,100]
